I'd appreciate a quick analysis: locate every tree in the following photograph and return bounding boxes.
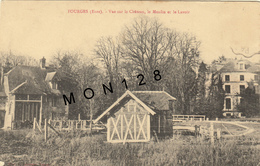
[94,36,124,101]
[196,62,207,100]
[121,17,178,90]
[163,33,200,114]
[237,81,260,117]
[194,73,225,118]
[53,51,104,120]
[94,16,201,114]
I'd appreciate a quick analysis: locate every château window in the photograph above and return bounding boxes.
[240,85,245,94]
[240,75,244,81]
[226,98,231,109]
[225,75,230,82]
[225,85,231,93]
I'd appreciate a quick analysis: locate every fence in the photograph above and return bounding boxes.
[33,118,106,142]
[173,115,206,121]
[49,119,91,131]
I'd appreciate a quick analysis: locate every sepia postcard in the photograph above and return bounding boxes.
[0,1,259,166]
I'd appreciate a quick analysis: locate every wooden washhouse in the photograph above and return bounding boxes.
[94,90,176,143]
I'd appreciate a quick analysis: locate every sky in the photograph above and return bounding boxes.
[0,1,259,65]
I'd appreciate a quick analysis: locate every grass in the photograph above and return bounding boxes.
[0,129,259,166]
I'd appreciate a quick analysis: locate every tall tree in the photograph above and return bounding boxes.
[94,16,201,114]
[94,36,124,100]
[121,16,177,90]
[53,51,104,120]
[237,81,260,117]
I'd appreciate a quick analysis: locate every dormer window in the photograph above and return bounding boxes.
[239,63,244,70]
[52,81,58,89]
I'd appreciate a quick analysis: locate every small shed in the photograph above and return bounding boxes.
[94,90,176,143]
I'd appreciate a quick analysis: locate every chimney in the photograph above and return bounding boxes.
[40,57,46,69]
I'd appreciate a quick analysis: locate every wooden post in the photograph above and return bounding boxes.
[44,119,48,142]
[60,120,62,131]
[206,118,209,121]
[78,114,81,120]
[121,114,123,140]
[216,118,218,121]
[158,114,160,133]
[210,122,214,144]
[39,95,43,128]
[33,117,36,130]
[217,128,221,140]
[200,127,204,139]
[107,118,110,142]
[89,100,93,135]
[147,114,150,141]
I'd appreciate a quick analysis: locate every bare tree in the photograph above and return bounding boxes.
[94,17,201,114]
[121,17,177,90]
[94,36,123,99]
[164,33,200,114]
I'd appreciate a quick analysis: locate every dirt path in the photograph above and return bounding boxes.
[209,121,256,136]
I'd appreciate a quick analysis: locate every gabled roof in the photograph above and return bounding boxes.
[219,59,253,73]
[93,90,176,123]
[132,91,176,111]
[45,72,56,82]
[0,85,6,97]
[247,64,260,73]
[6,65,53,95]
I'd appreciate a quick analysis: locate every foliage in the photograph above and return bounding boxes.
[237,81,260,117]
[194,72,225,119]
[0,130,259,166]
[52,51,105,120]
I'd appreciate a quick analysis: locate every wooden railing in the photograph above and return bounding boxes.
[173,115,206,121]
[49,120,91,131]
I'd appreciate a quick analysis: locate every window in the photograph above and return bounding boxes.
[225,85,231,93]
[52,97,57,107]
[240,75,244,81]
[225,75,230,82]
[255,75,259,81]
[226,98,231,109]
[52,81,58,89]
[240,63,244,70]
[240,85,245,94]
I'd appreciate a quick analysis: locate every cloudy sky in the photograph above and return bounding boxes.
[0,1,259,64]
